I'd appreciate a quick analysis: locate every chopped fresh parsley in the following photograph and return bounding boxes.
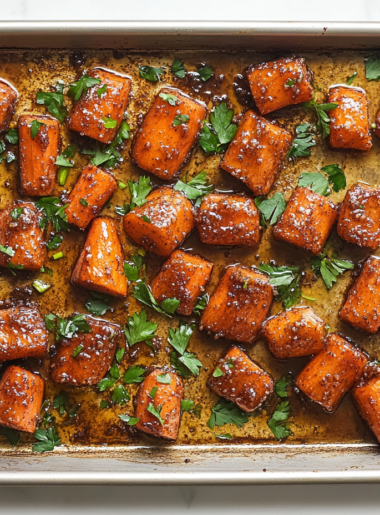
[286,123,316,161]
[99,400,110,410]
[97,84,107,98]
[55,145,76,168]
[119,414,139,426]
[30,120,43,139]
[116,348,125,364]
[36,82,68,122]
[47,234,63,250]
[181,399,195,412]
[33,279,51,293]
[312,253,354,289]
[0,426,20,447]
[102,116,117,129]
[302,98,338,138]
[255,193,287,227]
[35,197,69,233]
[174,171,213,207]
[124,310,158,348]
[79,198,88,207]
[98,362,121,391]
[128,176,152,208]
[44,313,91,341]
[268,401,292,440]
[10,207,23,221]
[171,58,186,78]
[5,129,18,145]
[365,56,380,81]
[285,78,296,87]
[208,398,250,429]
[113,121,130,145]
[0,244,14,257]
[5,151,16,163]
[132,281,180,318]
[157,373,171,384]
[52,391,68,416]
[193,294,209,316]
[298,172,330,196]
[85,296,111,316]
[321,164,346,192]
[147,403,164,425]
[347,72,358,85]
[112,384,130,406]
[258,263,302,309]
[197,65,214,82]
[149,387,158,399]
[68,74,101,101]
[139,65,164,82]
[173,114,190,126]
[274,375,292,398]
[199,102,237,153]
[123,365,146,384]
[168,322,201,377]
[123,254,145,282]
[33,427,61,453]
[71,345,83,358]
[159,92,178,105]
[168,321,195,354]
[213,366,223,378]
[68,404,80,418]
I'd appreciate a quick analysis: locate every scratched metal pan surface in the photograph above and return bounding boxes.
[2,21,380,485]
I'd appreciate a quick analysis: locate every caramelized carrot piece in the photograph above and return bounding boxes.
[220,111,292,196]
[247,56,314,115]
[150,250,213,316]
[208,346,274,412]
[69,68,132,144]
[329,85,372,151]
[135,368,183,441]
[123,187,194,257]
[50,316,121,386]
[0,200,46,271]
[339,255,380,334]
[19,114,60,196]
[0,78,18,133]
[353,362,380,444]
[196,193,261,247]
[295,333,368,412]
[131,87,207,180]
[71,216,127,297]
[261,306,326,359]
[273,187,337,255]
[200,265,274,344]
[0,306,48,363]
[0,365,44,433]
[65,165,117,230]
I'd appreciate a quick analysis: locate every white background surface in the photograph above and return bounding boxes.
[2,1,380,513]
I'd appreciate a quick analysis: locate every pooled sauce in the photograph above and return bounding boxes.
[0,48,379,454]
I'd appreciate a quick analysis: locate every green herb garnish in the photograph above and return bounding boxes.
[68,75,101,101]
[124,310,158,348]
[208,398,250,429]
[171,58,186,78]
[199,102,237,153]
[302,98,338,138]
[139,65,164,82]
[286,123,316,161]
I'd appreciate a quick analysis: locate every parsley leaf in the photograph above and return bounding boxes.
[258,263,302,309]
[116,348,125,364]
[347,72,358,85]
[45,314,91,341]
[147,403,164,425]
[36,82,68,122]
[33,427,61,453]
[98,362,120,391]
[208,398,251,429]
[97,84,107,98]
[298,172,330,196]
[5,129,18,145]
[365,57,380,81]
[321,164,346,193]
[213,366,223,378]
[170,350,202,378]
[274,375,292,398]
[268,401,292,440]
[124,254,145,282]
[197,65,214,82]
[157,373,171,384]
[199,102,237,153]
[128,176,152,208]
[0,425,20,447]
[119,414,139,426]
[0,244,14,257]
[171,58,186,78]
[174,171,213,207]
[35,197,69,233]
[139,65,164,82]
[255,193,287,226]
[85,297,111,316]
[123,365,146,384]
[286,123,316,161]
[173,114,190,126]
[132,281,180,318]
[302,98,338,138]
[193,294,209,316]
[312,254,354,290]
[112,384,130,406]
[100,400,110,410]
[55,145,76,168]
[181,399,195,412]
[47,234,63,250]
[124,310,158,347]
[159,92,178,106]
[68,75,101,101]
[52,391,68,416]
[114,121,130,145]
[30,120,43,139]
[168,321,195,355]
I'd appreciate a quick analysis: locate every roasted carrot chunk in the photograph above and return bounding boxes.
[72,216,127,297]
[261,306,326,359]
[353,362,380,444]
[295,333,368,412]
[68,68,132,144]
[329,85,372,151]
[150,250,213,316]
[50,315,121,386]
[196,193,261,247]
[247,56,314,115]
[65,165,117,230]
[200,265,273,344]
[0,306,48,363]
[19,114,60,197]
[273,187,337,255]
[135,368,183,441]
[0,200,46,271]
[0,79,18,133]
[339,255,380,334]
[123,187,194,258]
[0,365,44,433]
[337,182,380,250]
[131,87,207,180]
[220,110,292,196]
[208,346,274,412]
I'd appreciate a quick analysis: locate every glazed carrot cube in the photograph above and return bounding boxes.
[261,306,326,359]
[131,87,207,180]
[196,193,261,247]
[150,250,213,316]
[0,365,44,433]
[208,346,274,412]
[135,368,183,441]
[337,182,380,250]
[0,306,48,363]
[0,200,46,271]
[200,265,274,344]
[295,333,368,412]
[69,68,132,144]
[50,316,121,386]
[65,165,117,230]
[123,187,194,258]
[72,216,127,297]
[220,110,292,196]
[353,363,380,444]
[0,79,18,133]
[273,187,337,255]
[339,255,380,334]
[247,56,314,115]
[329,85,372,151]
[19,114,60,197]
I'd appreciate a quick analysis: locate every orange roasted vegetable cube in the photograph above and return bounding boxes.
[123,187,194,258]
[247,56,314,115]
[68,67,132,144]
[200,265,274,344]
[273,187,337,255]
[50,315,121,386]
[135,368,183,441]
[0,200,46,271]
[72,216,127,297]
[337,182,380,250]
[0,78,18,133]
[329,85,372,151]
[353,362,380,444]
[196,193,261,247]
[295,333,368,412]
[261,306,326,359]
[0,306,48,363]
[208,346,274,412]
[65,165,117,230]
[0,365,44,433]
[220,111,292,196]
[150,250,213,316]
[131,87,207,180]
[339,255,380,334]
[19,114,60,197]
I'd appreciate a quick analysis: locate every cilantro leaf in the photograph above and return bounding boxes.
[286,123,316,161]
[181,399,195,412]
[197,65,214,82]
[179,353,202,376]
[123,254,145,282]
[274,375,292,398]
[170,350,191,378]
[139,65,164,82]
[124,310,157,347]
[298,172,330,196]
[45,313,91,341]
[119,414,139,426]
[208,398,251,430]
[171,58,186,78]
[35,197,69,233]
[0,425,21,447]
[321,164,346,192]
[199,102,237,153]
[159,92,178,105]
[33,427,61,453]
[174,171,213,207]
[255,193,286,226]
[132,281,180,318]
[198,124,221,153]
[347,72,358,85]
[98,363,121,391]
[365,57,380,81]
[36,83,68,122]
[312,254,354,289]
[173,114,190,126]
[128,176,152,208]
[258,263,302,309]
[268,401,292,441]
[147,403,164,425]
[68,75,101,101]
[302,98,338,138]
[168,321,195,355]
[124,365,146,384]
[112,384,130,406]
[193,294,209,316]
